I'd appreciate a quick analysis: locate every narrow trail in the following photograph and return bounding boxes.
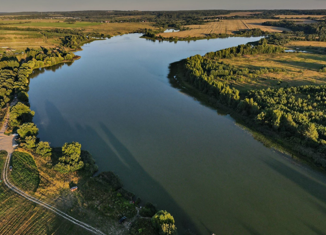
[0,101,106,235]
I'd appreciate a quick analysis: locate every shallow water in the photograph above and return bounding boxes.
[29,34,326,235]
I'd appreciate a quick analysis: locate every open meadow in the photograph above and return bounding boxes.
[285,41,326,54]
[218,52,326,92]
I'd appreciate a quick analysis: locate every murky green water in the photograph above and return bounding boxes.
[29,34,326,235]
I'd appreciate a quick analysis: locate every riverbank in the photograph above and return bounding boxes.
[169,58,326,172]
[0,38,178,234]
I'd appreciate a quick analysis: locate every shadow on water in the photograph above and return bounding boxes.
[29,61,75,79]
[167,60,234,118]
[301,221,326,235]
[40,100,200,234]
[263,157,326,205]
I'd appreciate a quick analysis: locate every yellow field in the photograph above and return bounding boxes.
[286,41,326,48]
[275,15,326,19]
[158,19,290,38]
[220,52,326,91]
[83,22,155,35]
[0,19,156,51]
[0,30,60,51]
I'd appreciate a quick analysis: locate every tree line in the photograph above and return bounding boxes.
[184,39,326,167]
[0,46,87,173]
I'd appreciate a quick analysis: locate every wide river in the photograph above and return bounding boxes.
[29,34,326,235]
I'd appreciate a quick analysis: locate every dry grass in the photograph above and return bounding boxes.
[0,30,60,52]
[285,41,326,54]
[286,41,326,48]
[220,52,326,91]
[84,22,155,35]
[158,19,290,38]
[0,151,92,235]
[275,15,326,19]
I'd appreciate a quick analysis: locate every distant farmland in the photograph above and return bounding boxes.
[217,11,262,17]
[275,14,326,19]
[158,19,291,38]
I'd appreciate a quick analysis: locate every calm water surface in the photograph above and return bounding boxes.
[29,34,326,235]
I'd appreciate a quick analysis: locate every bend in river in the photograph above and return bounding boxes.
[29,34,326,235]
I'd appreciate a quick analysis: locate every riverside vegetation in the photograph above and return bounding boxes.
[176,37,326,169]
[0,42,177,234]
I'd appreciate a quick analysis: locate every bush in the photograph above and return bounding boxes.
[129,218,158,235]
[140,203,157,218]
[151,210,177,235]
[36,141,52,158]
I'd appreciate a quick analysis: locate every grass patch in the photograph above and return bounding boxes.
[218,52,326,92]
[129,218,157,235]
[10,151,39,192]
[0,150,7,179]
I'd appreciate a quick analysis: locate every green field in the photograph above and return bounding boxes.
[10,151,39,192]
[0,151,93,235]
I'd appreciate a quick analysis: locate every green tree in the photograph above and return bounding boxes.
[151,210,177,235]
[9,102,35,128]
[17,122,38,138]
[302,123,319,142]
[23,136,37,150]
[36,141,52,158]
[54,142,84,173]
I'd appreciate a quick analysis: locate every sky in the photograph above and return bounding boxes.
[1,0,326,12]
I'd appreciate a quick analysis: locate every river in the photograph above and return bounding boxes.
[29,34,326,235]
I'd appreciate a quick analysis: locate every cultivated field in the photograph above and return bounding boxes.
[275,15,326,19]
[158,19,291,38]
[0,151,92,235]
[220,52,326,91]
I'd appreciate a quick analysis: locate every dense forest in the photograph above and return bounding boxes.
[263,20,326,41]
[183,38,326,167]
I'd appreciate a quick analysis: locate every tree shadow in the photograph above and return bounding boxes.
[41,100,200,234]
[263,157,326,205]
